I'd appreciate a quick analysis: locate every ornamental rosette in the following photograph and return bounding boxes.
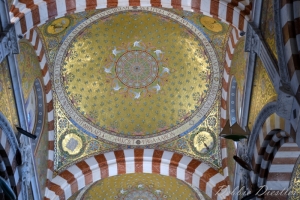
[103,41,171,100]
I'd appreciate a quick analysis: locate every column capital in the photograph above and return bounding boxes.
[0,24,19,62]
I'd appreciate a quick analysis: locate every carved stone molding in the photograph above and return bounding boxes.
[18,134,34,200]
[276,90,294,120]
[19,135,33,186]
[0,113,28,199]
[245,22,282,92]
[273,0,292,85]
[245,23,261,54]
[0,24,19,63]
[233,139,252,200]
[259,42,281,91]
[238,139,251,189]
[240,52,255,128]
[0,112,19,153]
[31,79,45,152]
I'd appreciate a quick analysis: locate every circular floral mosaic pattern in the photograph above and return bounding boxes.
[116,50,159,89]
[190,129,216,155]
[104,42,170,99]
[59,131,85,157]
[54,7,220,145]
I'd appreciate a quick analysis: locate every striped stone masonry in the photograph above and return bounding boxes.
[0,125,21,198]
[10,0,252,35]
[280,0,300,104]
[266,142,300,199]
[221,27,241,128]
[45,149,231,200]
[249,112,300,198]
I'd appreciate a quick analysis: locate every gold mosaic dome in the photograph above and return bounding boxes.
[54,7,220,146]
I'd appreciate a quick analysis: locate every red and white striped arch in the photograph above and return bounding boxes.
[264,142,300,200]
[219,27,241,188]
[0,114,22,199]
[45,149,231,200]
[251,113,286,183]
[220,27,241,128]
[280,0,300,102]
[0,129,21,198]
[220,138,229,184]
[0,156,9,199]
[9,0,252,36]
[250,113,300,196]
[23,29,55,190]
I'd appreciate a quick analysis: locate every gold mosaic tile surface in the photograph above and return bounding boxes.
[261,0,278,61]
[54,93,118,172]
[289,156,300,199]
[16,40,43,101]
[230,37,247,95]
[0,59,19,127]
[61,11,211,136]
[248,57,277,130]
[161,97,222,169]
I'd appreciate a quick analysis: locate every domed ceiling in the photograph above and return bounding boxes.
[38,7,231,172]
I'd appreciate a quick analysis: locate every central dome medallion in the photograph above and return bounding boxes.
[116,50,159,89]
[105,42,170,98]
[53,7,220,145]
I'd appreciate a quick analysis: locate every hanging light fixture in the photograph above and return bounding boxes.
[219,120,250,142]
